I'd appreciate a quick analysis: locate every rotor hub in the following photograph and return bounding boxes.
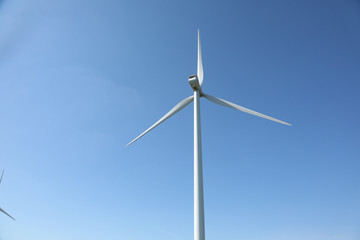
[188,75,203,95]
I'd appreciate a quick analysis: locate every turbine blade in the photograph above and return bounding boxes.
[127,96,194,146]
[0,208,15,221]
[197,29,204,86]
[0,170,3,184]
[203,93,292,126]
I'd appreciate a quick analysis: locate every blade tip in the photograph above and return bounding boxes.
[126,139,137,147]
[279,121,292,126]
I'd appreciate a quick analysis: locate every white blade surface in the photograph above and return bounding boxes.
[0,207,15,221]
[127,96,194,146]
[197,29,204,86]
[203,93,291,126]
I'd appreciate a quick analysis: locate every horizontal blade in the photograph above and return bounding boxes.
[127,95,194,146]
[197,29,204,86]
[0,169,3,184]
[0,207,15,221]
[203,93,291,126]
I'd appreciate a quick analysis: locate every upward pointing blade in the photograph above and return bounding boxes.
[203,93,292,126]
[0,208,15,221]
[197,29,204,86]
[127,95,194,146]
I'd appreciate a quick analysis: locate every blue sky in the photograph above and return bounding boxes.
[0,0,360,239]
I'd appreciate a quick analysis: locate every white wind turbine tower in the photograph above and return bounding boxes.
[0,170,15,221]
[127,30,291,240]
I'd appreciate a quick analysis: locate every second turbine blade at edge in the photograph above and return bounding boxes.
[0,207,15,221]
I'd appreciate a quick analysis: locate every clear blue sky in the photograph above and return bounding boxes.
[0,0,359,239]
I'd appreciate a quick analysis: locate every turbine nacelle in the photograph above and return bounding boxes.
[188,75,203,95]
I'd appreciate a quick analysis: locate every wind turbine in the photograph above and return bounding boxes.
[127,30,291,240]
[0,170,15,221]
